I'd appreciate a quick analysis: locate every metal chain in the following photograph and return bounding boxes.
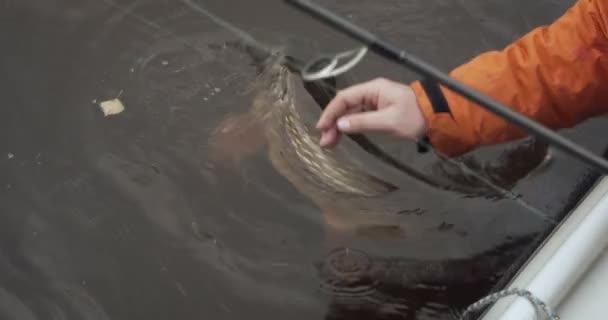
[459,288,560,320]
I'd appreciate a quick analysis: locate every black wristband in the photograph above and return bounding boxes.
[420,78,451,114]
[415,79,450,154]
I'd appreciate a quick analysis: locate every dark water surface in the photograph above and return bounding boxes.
[1,0,606,319]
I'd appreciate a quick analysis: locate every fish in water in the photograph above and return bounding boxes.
[208,50,550,233]
[209,53,411,232]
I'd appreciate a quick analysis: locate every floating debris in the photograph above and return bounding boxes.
[99,98,125,117]
[214,87,221,93]
[161,60,169,66]
[7,153,14,159]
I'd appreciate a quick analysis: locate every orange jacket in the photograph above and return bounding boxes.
[410,0,608,157]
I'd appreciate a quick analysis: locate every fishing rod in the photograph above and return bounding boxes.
[182,0,454,189]
[284,0,608,175]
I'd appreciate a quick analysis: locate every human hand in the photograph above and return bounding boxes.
[316,78,428,147]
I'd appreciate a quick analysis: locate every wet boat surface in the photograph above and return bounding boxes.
[1,0,606,319]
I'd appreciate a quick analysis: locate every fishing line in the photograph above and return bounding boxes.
[180,0,279,64]
[100,0,351,130]
[100,0,328,101]
[100,0,230,60]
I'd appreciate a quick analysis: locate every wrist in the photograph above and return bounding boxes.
[409,80,446,153]
[409,80,476,157]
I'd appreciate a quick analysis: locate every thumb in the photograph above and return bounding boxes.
[337,109,394,134]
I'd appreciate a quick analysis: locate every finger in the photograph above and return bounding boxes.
[319,127,342,148]
[316,79,384,130]
[320,106,376,147]
[336,108,394,134]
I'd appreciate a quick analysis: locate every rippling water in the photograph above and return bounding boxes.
[0,0,605,319]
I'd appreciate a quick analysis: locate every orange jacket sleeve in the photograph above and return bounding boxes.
[410,0,608,157]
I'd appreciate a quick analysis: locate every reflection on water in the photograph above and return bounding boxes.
[0,0,601,319]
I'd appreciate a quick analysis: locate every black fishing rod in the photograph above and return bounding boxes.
[284,0,608,175]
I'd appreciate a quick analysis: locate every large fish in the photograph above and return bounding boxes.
[210,53,421,233]
[208,49,550,233]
